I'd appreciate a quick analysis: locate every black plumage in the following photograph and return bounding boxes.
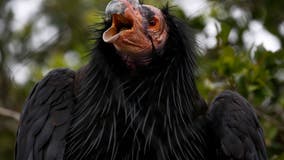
[15,1,268,160]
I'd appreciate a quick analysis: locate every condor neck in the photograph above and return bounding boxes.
[84,43,206,121]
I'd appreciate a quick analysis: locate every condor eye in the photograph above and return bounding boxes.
[149,19,156,26]
[148,16,159,27]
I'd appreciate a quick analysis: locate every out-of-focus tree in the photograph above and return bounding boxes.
[0,0,283,159]
[190,1,284,159]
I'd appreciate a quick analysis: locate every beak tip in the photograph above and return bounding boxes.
[105,0,127,19]
[105,0,141,20]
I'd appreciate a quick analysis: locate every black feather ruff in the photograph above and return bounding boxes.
[64,6,209,160]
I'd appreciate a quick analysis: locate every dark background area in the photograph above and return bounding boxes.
[0,0,283,159]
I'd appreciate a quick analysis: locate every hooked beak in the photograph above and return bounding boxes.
[105,0,140,21]
[103,0,143,43]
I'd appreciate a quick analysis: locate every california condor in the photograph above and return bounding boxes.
[15,0,268,160]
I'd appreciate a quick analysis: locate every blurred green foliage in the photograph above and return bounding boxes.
[0,0,283,159]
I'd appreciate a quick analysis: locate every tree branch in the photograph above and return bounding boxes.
[0,106,20,121]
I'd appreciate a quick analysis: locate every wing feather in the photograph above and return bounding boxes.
[15,68,75,160]
[208,90,267,160]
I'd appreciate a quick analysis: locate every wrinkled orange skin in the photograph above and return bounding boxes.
[103,1,168,64]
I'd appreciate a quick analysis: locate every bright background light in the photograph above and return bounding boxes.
[6,0,283,84]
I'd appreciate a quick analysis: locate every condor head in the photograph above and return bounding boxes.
[103,0,168,66]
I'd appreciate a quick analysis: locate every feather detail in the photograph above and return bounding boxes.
[64,6,208,160]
